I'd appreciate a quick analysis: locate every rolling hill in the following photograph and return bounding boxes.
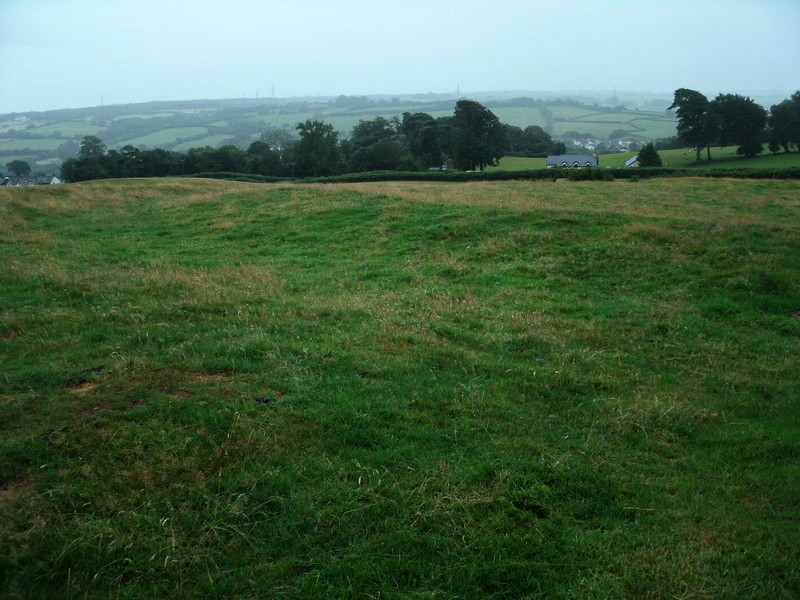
[0,94,676,172]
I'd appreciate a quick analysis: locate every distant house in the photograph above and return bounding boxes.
[625,156,639,168]
[1,175,62,186]
[546,154,598,169]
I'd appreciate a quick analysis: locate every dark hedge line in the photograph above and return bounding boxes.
[187,172,290,183]
[188,167,800,184]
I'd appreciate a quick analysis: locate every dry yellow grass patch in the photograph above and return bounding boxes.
[323,178,800,227]
[0,178,263,214]
[68,381,99,396]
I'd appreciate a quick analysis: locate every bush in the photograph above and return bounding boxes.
[183,166,800,185]
[566,168,614,181]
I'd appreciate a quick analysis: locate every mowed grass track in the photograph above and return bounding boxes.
[1,178,798,599]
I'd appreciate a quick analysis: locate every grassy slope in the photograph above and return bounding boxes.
[1,178,798,599]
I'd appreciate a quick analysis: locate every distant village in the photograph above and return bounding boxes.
[2,175,62,186]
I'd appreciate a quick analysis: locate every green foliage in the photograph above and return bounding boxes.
[711,93,768,158]
[5,159,31,176]
[346,117,406,172]
[668,88,717,162]
[566,167,615,181]
[768,91,800,154]
[636,142,662,167]
[78,135,107,158]
[453,100,507,170]
[294,120,344,177]
[401,112,444,168]
[504,124,560,157]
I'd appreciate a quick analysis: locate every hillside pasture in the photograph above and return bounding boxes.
[27,122,105,137]
[487,148,800,171]
[1,177,797,599]
[115,127,211,149]
[0,137,66,152]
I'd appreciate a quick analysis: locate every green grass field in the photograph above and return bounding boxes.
[116,127,211,149]
[489,149,800,171]
[1,178,798,599]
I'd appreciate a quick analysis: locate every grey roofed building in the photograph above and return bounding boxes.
[1,175,62,186]
[545,154,598,168]
[625,156,640,168]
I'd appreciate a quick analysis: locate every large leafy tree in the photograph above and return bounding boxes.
[710,94,768,158]
[668,88,716,162]
[294,120,343,177]
[505,124,558,157]
[259,126,295,154]
[401,112,444,168]
[6,160,31,177]
[453,100,507,170]
[78,135,107,159]
[246,141,282,176]
[349,117,399,151]
[346,117,405,172]
[768,91,800,153]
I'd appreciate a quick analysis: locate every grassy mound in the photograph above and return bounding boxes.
[1,178,798,599]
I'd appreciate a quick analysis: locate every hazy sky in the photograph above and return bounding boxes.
[1,0,798,114]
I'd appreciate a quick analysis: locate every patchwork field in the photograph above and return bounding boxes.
[0,96,677,170]
[1,177,798,599]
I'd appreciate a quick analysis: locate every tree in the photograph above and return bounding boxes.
[6,160,31,177]
[710,93,768,158]
[401,112,443,168]
[186,145,247,173]
[78,135,107,158]
[349,139,403,172]
[453,100,507,170]
[294,120,343,177]
[349,117,399,150]
[60,156,109,182]
[246,141,282,176]
[346,117,406,172]
[260,126,295,154]
[768,91,800,153]
[505,125,557,157]
[668,88,716,162]
[636,143,662,167]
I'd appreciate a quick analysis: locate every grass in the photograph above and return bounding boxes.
[115,127,211,149]
[488,149,800,171]
[27,122,105,137]
[1,177,798,599]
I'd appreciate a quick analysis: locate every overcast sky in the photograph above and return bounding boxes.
[1,0,798,114]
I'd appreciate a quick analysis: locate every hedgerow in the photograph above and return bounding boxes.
[187,166,800,184]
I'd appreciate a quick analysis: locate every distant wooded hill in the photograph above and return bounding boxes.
[0,94,677,171]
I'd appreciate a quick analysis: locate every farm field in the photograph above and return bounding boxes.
[488,148,800,171]
[116,127,211,149]
[1,177,798,599]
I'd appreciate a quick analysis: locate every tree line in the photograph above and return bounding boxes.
[668,89,800,162]
[55,90,800,182]
[59,100,565,182]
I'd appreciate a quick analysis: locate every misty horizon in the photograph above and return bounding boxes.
[1,0,798,115]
